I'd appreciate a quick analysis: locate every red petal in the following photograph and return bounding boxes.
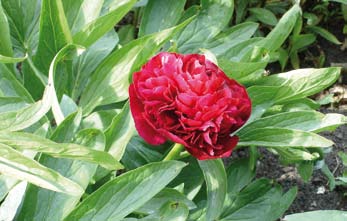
[129,84,166,145]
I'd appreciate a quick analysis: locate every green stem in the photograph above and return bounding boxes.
[163,143,185,161]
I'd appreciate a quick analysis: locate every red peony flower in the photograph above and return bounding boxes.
[129,52,251,160]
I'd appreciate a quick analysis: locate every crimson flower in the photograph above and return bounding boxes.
[129,52,251,160]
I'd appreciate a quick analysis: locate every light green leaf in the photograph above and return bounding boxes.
[0,143,83,195]
[307,26,342,45]
[139,0,186,36]
[62,0,104,35]
[284,210,347,221]
[34,0,73,74]
[17,128,105,221]
[73,0,136,47]
[238,128,334,148]
[65,161,186,221]
[71,31,119,101]
[0,1,13,56]
[249,8,278,26]
[207,22,259,57]
[0,175,19,202]
[81,110,119,131]
[79,18,194,115]
[259,4,301,51]
[177,0,234,53]
[221,180,297,221]
[250,67,340,105]
[274,147,320,163]
[224,37,264,61]
[290,34,316,52]
[0,54,27,63]
[198,159,227,221]
[105,102,135,160]
[239,111,346,136]
[1,0,40,53]
[0,131,122,170]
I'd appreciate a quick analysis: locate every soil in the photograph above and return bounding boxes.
[255,110,347,214]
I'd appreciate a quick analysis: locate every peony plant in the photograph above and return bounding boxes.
[0,0,346,221]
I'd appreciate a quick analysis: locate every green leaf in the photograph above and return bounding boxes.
[223,37,264,61]
[226,158,255,196]
[0,1,13,57]
[221,180,297,221]
[284,210,347,221]
[177,0,234,53]
[17,128,105,221]
[71,31,119,101]
[0,54,27,63]
[136,188,196,214]
[169,157,204,201]
[253,67,341,104]
[73,0,136,47]
[274,147,320,163]
[307,26,342,45]
[259,4,301,51]
[0,131,122,170]
[34,0,73,74]
[79,18,194,115]
[249,8,278,26]
[122,136,164,170]
[298,162,314,182]
[0,63,32,102]
[0,143,83,195]
[65,161,186,221]
[139,201,189,221]
[290,34,316,52]
[0,176,19,202]
[206,22,259,57]
[238,128,334,148]
[62,0,103,35]
[118,24,135,45]
[198,159,227,221]
[139,0,186,36]
[105,102,135,160]
[239,111,346,136]
[1,0,40,53]
[81,110,119,131]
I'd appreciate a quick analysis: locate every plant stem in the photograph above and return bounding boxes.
[163,143,185,161]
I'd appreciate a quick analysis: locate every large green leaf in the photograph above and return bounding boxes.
[0,131,122,170]
[258,4,301,51]
[71,31,119,100]
[34,0,72,74]
[1,0,40,53]
[177,0,234,53]
[62,0,103,35]
[0,143,83,195]
[239,111,346,136]
[238,128,334,148]
[73,0,136,47]
[0,1,13,57]
[0,175,18,202]
[122,136,164,170]
[79,18,194,115]
[139,0,186,36]
[206,22,259,58]
[220,179,297,221]
[17,128,105,221]
[65,161,186,221]
[256,68,340,103]
[105,102,135,159]
[284,210,347,221]
[198,159,227,221]
[0,54,27,63]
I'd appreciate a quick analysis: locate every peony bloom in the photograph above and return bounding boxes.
[129,52,251,160]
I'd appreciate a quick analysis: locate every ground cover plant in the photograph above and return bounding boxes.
[0,0,346,220]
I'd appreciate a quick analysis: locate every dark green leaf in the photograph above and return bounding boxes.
[139,0,186,36]
[307,26,342,45]
[249,8,278,26]
[65,161,186,221]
